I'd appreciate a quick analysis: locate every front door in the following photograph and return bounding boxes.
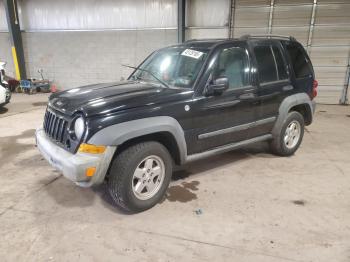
[186,43,259,155]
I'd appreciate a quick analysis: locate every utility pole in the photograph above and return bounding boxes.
[178,0,186,43]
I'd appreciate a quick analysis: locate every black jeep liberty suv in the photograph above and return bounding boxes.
[36,35,317,212]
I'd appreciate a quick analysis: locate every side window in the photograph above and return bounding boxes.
[272,46,288,80]
[254,46,278,83]
[286,43,312,79]
[215,47,249,90]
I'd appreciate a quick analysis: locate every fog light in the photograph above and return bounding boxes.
[78,143,106,154]
[85,167,96,177]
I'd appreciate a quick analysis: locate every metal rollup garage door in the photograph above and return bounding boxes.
[229,0,350,104]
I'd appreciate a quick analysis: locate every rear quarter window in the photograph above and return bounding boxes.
[285,43,313,79]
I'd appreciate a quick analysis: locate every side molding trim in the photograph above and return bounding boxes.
[186,134,272,163]
[198,117,276,140]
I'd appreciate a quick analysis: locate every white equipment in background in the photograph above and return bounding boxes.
[0,62,11,107]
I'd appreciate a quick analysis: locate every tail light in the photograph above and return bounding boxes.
[311,80,318,99]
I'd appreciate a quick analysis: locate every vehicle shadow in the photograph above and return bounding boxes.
[38,141,275,215]
[173,141,274,180]
[96,141,276,213]
[0,106,8,114]
[39,174,98,208]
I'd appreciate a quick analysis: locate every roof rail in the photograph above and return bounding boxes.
[184,38,228,43]
[240,34,296,41]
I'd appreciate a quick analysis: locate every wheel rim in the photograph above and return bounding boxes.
[284,120,301,149]
[131,155,165,200]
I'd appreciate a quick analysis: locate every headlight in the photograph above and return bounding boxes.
[74,117,85,140]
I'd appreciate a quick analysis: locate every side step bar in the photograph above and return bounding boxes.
[185,134,272,163]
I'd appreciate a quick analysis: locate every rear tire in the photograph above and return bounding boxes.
[107,141,172,213]
[270,111,305,156]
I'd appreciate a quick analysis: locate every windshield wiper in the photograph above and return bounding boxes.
[122,64,169,89]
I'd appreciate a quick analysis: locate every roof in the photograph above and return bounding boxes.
[180,35,296,49]
[164,35,297,52]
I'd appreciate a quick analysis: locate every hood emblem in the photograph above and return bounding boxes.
[52,98,68,108]
[184,105,190,112]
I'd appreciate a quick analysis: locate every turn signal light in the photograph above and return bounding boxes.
[78,143,106,154]
[85,167,96,177]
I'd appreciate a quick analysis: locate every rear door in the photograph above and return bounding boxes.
[248,40,291,137]
[187,42,259,155]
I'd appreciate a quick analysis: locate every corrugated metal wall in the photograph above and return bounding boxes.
[2,0,177,30]
[0,0,178,89]
[229,0,350,104]
[185,0,229,40]
[0,0,7,31]
[1,0,349,101]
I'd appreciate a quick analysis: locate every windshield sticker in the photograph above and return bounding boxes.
[181,49,204,59]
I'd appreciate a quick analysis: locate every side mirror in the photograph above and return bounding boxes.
[206,77,229,96]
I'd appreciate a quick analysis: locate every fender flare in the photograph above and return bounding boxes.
[272,93,315,137]
[88,116,188,164]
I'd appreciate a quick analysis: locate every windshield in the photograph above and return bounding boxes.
[129,47,209,88]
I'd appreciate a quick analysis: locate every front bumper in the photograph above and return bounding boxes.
[5,90,11,103]
[36,128,116,187]
[0,87,10,106]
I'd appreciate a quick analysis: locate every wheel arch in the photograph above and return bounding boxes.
[289,103,313,125]
[272,93,315,137]
[88,116,187,165]
[115,131,182,165]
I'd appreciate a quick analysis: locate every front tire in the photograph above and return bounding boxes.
[108,141,173,213]
[270,111,305,156]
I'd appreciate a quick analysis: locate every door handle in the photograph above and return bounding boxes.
[258,91,280,100]
[283,85,294,91]
[242,88,255,93]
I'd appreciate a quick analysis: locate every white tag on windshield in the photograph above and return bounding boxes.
[181,49,204,59]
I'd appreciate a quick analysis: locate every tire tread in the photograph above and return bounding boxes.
[108,141,171,213]
[270,111,305,156]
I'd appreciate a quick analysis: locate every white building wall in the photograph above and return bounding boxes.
[0,0,178,89]
[22,30,176,89]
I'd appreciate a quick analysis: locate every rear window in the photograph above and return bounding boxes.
[272,46,288,80]
[254,46,278,83]
[254,45,288,84]
[285,43,312,79]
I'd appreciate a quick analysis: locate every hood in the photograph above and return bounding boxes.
[49,81,192,117]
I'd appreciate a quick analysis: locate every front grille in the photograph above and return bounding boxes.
[43,109,68,144]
